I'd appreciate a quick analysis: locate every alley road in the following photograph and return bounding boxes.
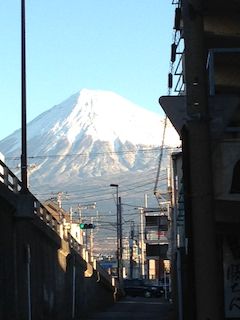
[83,296,174,320]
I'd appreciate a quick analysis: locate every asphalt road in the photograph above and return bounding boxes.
[83,296,174,320]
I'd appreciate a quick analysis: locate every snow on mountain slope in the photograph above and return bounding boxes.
[0,89,180,182]
[0,89,181,254]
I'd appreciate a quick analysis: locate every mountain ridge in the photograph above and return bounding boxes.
[0,88,180,188]
[0,88,179,159]
[0,89,181,253]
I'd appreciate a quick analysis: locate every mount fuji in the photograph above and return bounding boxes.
[0,89,180,253]
[0,89,179,179]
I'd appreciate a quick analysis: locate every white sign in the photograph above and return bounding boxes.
[224,238,240,318]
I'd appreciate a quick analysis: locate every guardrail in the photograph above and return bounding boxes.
[33,197,60,232]
[0,159,60,231]
[68,233,84,255]
[172,0,181,5]
[0,159,116,291]
[0,159,22,192]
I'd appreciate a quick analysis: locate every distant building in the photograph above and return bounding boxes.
[144,207,170,281]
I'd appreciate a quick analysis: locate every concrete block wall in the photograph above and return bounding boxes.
[0,186,116,320]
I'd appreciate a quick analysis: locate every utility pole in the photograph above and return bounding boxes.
[139,194,147,279]
[110,184,122,282]
[77,203,96,246]
[90,217,94,261]
[129,221,134,279]
[119,196,123,281]
[140,208,145,278]
[77,205,83,245]
[78,203,96,249]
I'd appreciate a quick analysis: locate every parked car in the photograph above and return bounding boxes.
[123,278,164,298]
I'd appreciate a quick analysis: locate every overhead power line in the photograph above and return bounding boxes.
[32,173,168,202]
[5,146,180,161]
[153,116,168,196]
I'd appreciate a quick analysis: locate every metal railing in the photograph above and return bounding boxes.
[206,48,240,96]
[0,159,59,232]
[33,197,60,232]
[168,0,185,95]
[0,159,22,192]
[68,233,84,255]
[0,159,116,288]
[172,0,181,5]
[174,43,185,94]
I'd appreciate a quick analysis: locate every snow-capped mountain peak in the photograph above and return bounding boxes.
[37,88,173,146]
[0,89,180,180]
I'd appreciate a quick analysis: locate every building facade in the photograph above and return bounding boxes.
[160,0,240,319]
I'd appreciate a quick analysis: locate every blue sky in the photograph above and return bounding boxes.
[0,1,174,140]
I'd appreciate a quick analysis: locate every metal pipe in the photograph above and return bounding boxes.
[21,0,28,192]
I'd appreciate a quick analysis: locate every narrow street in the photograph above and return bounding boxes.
[83,296,174,320]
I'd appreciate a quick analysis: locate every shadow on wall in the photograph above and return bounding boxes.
[0,189,115,320]
[230,160,240,193]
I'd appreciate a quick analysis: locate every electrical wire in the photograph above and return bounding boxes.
[30,171,168,203]
[153,116,168,196]
[5,146,178,161]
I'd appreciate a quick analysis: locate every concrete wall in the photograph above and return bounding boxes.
[0,183,116,320]
[213,141,240,200]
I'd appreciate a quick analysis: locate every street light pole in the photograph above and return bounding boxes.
[21,0,28,192]
[140,207,145,278]
[118,196,123,280]
[110,184,121,281]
